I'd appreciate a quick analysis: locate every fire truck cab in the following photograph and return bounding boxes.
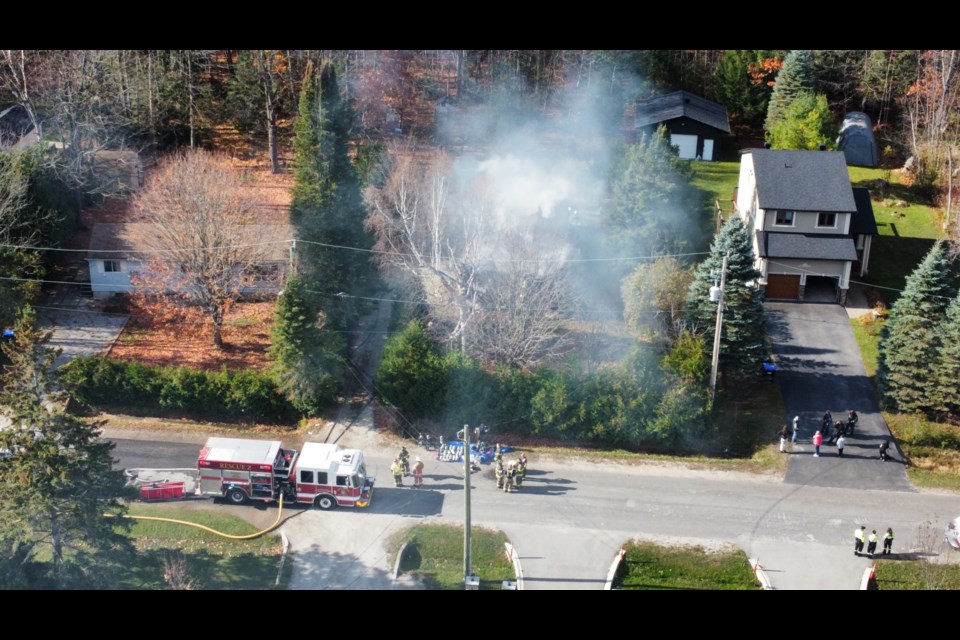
[197,437,373,510]
[293,442,373,510]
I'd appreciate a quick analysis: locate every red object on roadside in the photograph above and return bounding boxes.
[140,481,185,501]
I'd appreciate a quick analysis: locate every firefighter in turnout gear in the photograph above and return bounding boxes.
[495,461,505,489]
[399,446,410,476]
[504,461,517,493]
[494,443,503,465]
[516,453,527,486]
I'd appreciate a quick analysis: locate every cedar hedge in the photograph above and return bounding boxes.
[62,356,297,423]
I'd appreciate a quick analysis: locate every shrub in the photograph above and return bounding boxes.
[61,356,295,423]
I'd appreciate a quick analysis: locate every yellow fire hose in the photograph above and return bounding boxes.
[108,493,286,540]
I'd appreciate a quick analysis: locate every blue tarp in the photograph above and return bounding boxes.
[436,442,513,464]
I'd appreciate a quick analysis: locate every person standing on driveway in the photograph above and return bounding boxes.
[412,456,424,488]
[879,440,891,461]
[778,425,790,453]
[836,434,846,457]
[883,528,894,555]
[812,430,823,457]
[867,530,879,557]
[390,458,404,487]
[854,525,866,556]
[792,416,799,444]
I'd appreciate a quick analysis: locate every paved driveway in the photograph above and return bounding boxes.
[766,302,911,492]
[36,299,127,369]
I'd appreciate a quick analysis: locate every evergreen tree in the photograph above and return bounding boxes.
[684,217,766,383]
[291,62,375,329]
[376,321,448,417]
[930,291,960,415]
[607,126,697,257]
[768,91,837,150]
[0,307,133,588]
[712,50,778,129]
[765,50,816,134]
[268,275,345,416]
[877,242,956,413]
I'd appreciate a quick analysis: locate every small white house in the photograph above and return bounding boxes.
[86,222,295,299]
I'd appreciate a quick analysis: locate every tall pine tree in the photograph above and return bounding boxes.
[684,217,766,384]
[930,291,960,415]
[269,275,345,416]
[290,62,375,330]
[877,242,956,413]
[764,50,816,134]
[0,307,133,588]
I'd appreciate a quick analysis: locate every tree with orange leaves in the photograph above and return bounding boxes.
[129,150,281,349]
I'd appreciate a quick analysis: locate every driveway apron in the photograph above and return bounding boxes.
[765,302,911,492]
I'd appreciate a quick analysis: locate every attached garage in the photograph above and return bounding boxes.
[765,274,801,300]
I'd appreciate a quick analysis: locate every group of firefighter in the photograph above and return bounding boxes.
[493,444,527,493]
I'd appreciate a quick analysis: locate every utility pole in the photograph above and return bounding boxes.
[462,423,473,586]
[710,254,729,401]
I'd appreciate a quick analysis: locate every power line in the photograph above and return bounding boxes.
[2,237,709,265]
[0,240,293,255]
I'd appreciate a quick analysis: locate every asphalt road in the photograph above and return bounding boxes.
[111,436,960,590]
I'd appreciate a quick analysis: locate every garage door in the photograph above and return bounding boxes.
[670,134,698,159]
[766,274,801,300]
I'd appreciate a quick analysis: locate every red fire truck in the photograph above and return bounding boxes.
[197,437,374,510]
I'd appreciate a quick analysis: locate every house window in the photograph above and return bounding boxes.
[103,260,121,273]
[817,213,837,228]
[774,210,795,226]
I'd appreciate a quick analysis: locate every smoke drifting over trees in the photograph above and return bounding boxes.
[364,79,704,371]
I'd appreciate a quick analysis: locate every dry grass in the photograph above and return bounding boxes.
[109,300,275,371]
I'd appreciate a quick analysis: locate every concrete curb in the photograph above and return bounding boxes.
[393,541,409,580]
[504,542,523,590]
[276,532,290,587]
[603,546,626,590]
[749,557,774,590]
[860,564,876,590]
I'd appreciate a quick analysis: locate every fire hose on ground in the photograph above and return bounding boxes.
[106,493,286,540]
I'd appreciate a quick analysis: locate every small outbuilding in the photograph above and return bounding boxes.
[837,112,879,168]
[630,90,730,161]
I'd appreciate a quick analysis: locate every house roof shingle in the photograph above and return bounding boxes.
[757,231,859,261]
[86,222,295,262]
[750,149,857,213]
[633,90,730,134]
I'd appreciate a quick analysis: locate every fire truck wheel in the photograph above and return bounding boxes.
[315,495,337,511]
[227,488,248,505]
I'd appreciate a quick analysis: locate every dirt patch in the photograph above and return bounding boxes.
[108,300,275,371]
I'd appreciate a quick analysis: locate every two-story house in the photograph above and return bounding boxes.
[736,148,877,304]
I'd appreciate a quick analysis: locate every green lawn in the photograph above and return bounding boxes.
[874,559,960,590]
[690,160,740,226]
[389,523,515,590]
[112,505,287,590]
[848,165,944,306]
[614,540,761,590]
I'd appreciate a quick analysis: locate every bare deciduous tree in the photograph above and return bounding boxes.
[365,142,574,367]
[365,144,484,353]
[131,150,279,349]
[468,238,571,368]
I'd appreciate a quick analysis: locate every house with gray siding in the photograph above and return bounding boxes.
[736,148,877,304]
